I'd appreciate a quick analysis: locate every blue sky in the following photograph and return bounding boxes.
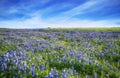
[0,0,120,28]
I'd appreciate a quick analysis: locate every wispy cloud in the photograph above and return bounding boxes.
[0,0,120,28]
[41,0,107,21]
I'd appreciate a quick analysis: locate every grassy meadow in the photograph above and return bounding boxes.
[0,28,120,78]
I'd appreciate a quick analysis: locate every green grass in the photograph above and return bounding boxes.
[46,27,120,31]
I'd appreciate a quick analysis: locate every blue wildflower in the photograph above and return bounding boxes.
[62,55,66,61]
[62,70,67,78]
[40,64,45,71]
[31,68,35,76]
[48,72,54,78]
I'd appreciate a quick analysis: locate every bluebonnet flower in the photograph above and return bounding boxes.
[81,58,85,62]
[77,54,81,59]
[32,63,35,68]
[57,45,63,50]
[62,70,67,78]
[44,68,58,78]
[50,68,59,78]
[23,56,27,60]
[23,62,29,69]
[113,52,116,55]
[40,64,45,71]
[2,63,7,71]
[17,52,21,57]
[54,72,59,78]
[17,64,21,70]
[21,69,26,75]
[48,72,54,78]
[13,59,18,65]
[105,50,109,54]
[62,55,66,62]
[31,68,35,76]
[109,65,113,70]
[39,46,44,52]
[73,70,78,76]
[5,58,10,65]
[87,58,92,64]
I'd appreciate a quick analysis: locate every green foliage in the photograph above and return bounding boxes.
[0,41,16,54]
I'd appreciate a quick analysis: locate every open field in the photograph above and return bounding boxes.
[0,28,120,78]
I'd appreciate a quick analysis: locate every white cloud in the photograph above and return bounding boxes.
[0,15,119,28]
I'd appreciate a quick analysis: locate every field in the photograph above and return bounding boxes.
[0,28,120,78]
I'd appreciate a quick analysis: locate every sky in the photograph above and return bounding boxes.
[0,0,120,28]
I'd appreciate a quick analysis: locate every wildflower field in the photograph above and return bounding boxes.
[0,28,120,78]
